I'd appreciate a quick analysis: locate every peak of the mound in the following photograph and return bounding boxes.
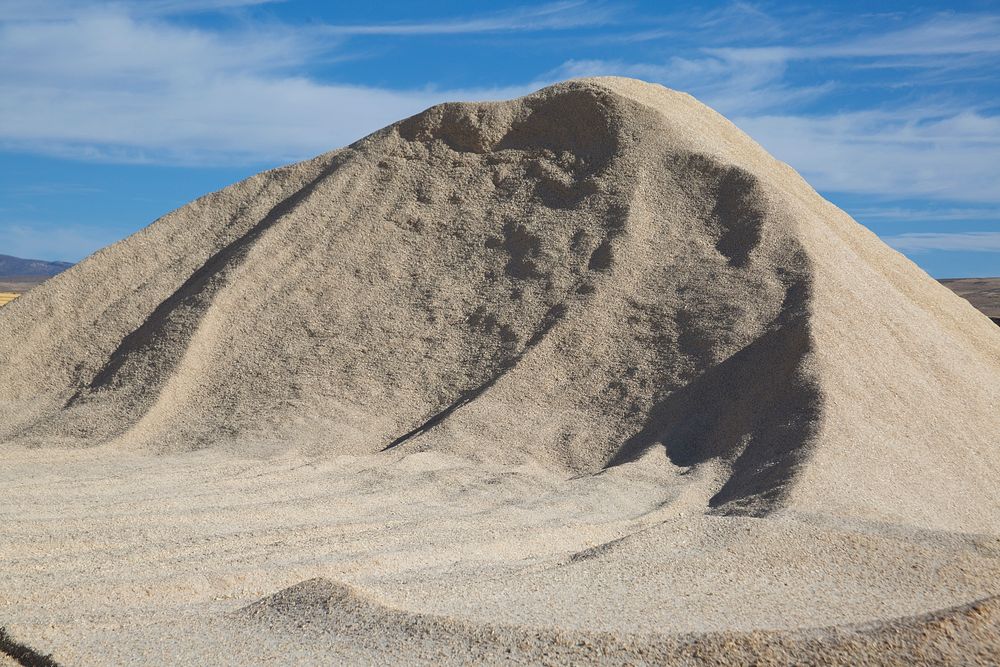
[1,79,998,530]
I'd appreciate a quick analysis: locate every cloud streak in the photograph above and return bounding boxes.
[552,10,1000,203]
[1,2,998,275]
[318,2,616,36]
[849,206,1000,222]
[553,52,833,115]
[882,231,1000,253]
[812,14,1000,58]
[0,2,998,210]
[0,0,280,21]
[736,109,1000,203]
[0,10,541,164]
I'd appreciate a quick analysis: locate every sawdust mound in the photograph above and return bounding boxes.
[231,578,1000,666]
[1,77,998,528]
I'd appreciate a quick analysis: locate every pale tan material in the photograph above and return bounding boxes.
[1,78,998,665]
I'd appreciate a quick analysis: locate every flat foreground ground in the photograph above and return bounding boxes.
[2,447,998,665]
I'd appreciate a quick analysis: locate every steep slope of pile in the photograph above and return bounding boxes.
[0,78,997,530]
[942,277,1000,324]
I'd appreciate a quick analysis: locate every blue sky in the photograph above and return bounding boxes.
[1,1,998,277]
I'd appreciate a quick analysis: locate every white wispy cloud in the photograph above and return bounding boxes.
[553,10,1000,203]
[0,10,539,164]
[0,3,616,165]
[813,14,1000,57]
[0,0,280,21]
[736,109,1000,203]
[693,2,787,41]
[554,50,832,115]
[554,58,1000,204]
[559,12,1000,115]
[882,231,1000,253]
[701,14,1000,67]
[318,2,616,36]
[0,2,998,211]
[850,206,1000,222]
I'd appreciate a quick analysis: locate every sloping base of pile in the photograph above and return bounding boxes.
[230,581,1000,666]
[13,594,1000,667]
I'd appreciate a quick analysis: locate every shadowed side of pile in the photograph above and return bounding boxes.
[593,78,1000,532]
[231,578,1000,666]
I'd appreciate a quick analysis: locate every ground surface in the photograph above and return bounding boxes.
[2,448,999,665]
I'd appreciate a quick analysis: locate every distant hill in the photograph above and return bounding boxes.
[940,277,1000,326]
[0,253,73,278]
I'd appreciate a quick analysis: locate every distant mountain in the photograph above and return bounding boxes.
[0,254,73,278]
